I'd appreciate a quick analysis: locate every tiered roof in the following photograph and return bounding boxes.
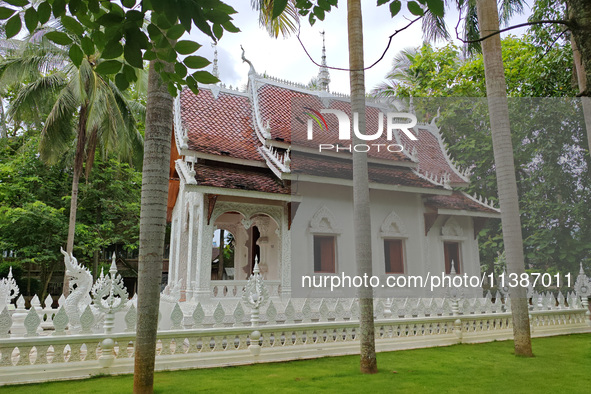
[172,70,498,217]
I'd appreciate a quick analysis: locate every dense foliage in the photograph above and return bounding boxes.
[373,35,591,277]
[0,131,141,297]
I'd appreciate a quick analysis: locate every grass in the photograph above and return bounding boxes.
[2,334,590,393]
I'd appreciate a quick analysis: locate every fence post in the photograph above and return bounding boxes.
[243,257,269,356]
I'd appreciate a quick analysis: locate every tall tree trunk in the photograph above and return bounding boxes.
[63,103,88,296]
[347,0,377,374]
[476,0,533,357]
[566,0,591,94]
[566,1,591,155]
[133,60,174,393]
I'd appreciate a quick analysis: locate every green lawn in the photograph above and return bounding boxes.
[2,334,590,393]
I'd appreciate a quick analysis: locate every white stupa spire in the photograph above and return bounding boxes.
[317,31,330,91]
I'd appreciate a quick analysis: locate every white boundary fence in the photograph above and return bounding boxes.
[0,256,590,386]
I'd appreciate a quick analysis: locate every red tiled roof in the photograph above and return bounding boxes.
[180,88,262,161]
[399,128,467,185]
[194,161,290,194]
[178,80,470,194]
[291,154,442,190]
[424,192,498,214]
[255,84,411,162]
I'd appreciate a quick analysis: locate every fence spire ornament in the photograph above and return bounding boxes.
[574,263,591,326]
[242,256,269,355]
[91,252,129,367]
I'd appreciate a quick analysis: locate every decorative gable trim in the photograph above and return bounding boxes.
[380,210,408,238]
[441,217,463,237]
[309,206,341,234]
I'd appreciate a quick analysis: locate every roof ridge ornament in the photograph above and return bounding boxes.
[317,31,330,91]
[240,45,256,76]
[211,42,219,79]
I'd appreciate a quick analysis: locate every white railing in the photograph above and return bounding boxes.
[0,307,588,385]
[1,256,591,385]
[210,280,282,298]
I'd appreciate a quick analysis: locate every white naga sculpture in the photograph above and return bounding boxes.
[61,247,93,328]
[161,280,182,303]
[0,266,19,310]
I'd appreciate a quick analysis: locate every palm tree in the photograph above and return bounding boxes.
[476,0,533,356]
[253,0,378,373]
[132,56,174,394]
[1,35,144,295]
[347,0,378,374]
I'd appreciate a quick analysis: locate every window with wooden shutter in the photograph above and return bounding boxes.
[314,235,336,273]
[384,239,404,274]
[444,241,461,274]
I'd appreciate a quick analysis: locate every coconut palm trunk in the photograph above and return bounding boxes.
[347,0,377,373]
[476,0,533,357]
[133,60,174,393]
[63,103,88,296]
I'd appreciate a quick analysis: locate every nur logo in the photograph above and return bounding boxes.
[303,108,418,153]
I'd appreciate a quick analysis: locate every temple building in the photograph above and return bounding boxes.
[166,48,499,303]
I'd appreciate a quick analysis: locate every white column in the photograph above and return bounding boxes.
[280,203,291,299]
[193,197,214,302]
[185,201,199,299]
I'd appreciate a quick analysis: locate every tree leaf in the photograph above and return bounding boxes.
[45,31,72,45]
[52,0,66,17]
[174,62,187,78]
[124,42,144,68]
[102,41,123,59]
[121,0,136,8]
[81,36,95,56]
[167,81,177,97]
[0,7,15,20]
[221,21,240,33]
[272,0,288,19]
[407,1,424,16]
[123,64,137,82]
[3,0,29,7]
[94,59,123,75]
[212,23,223,40]
[426,0,444,17]
[166,24,185,40]
[192,70,219,84]
[69,44,84,67]
[377,0,389,5]
[96,12,124,26]
[143,50,157,61]
[61,15,84,36]
[175,40,201,55]
[115,73,130,91]
[5,15,22,39]
[24,7,38,32]
[36,2,51,23]
[183,56,210,69]
[389,0,401,17]
[313,6,325,21]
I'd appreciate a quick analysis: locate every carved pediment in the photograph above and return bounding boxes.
[442,217,463,237]
[380,210,407,238]
[310,206,340,234]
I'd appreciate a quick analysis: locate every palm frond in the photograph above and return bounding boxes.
[39,83,78,163]
[8,73,68,124]
[422,10,450,43]
[252,0,299,38]
[499,0,525,26]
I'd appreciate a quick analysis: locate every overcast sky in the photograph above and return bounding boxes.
[186,2,530,95]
